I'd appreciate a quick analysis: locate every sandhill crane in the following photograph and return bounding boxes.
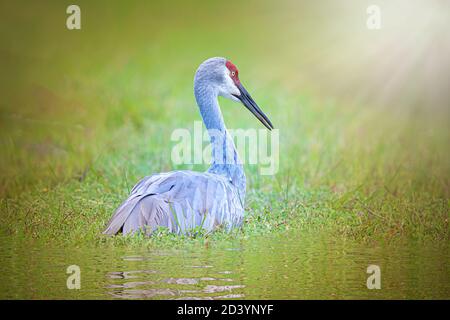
[103,57,273,236]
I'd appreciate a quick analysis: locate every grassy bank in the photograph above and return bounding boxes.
[0,1,448,248]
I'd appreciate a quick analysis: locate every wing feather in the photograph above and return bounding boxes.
[103,170,244,236]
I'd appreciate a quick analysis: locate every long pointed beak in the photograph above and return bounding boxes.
[233,83,273,130]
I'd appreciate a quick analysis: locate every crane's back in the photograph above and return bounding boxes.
[103,170,244,235]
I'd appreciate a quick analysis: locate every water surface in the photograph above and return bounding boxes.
[0,231,448,299]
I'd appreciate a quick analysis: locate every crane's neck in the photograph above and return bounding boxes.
[194,83,246,197]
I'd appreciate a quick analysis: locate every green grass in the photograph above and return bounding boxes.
[0,1,448,248]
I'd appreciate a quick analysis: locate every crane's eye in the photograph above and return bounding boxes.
[231,71,235,77]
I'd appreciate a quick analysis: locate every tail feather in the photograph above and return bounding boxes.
[103,194,153,235]
[104,194,175,236]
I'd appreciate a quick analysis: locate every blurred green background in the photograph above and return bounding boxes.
[0,0,448,244]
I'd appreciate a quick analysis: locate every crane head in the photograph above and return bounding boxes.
[195,57,273,130]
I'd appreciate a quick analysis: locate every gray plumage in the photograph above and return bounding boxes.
[103,57,273,236]
[103,171,244,235]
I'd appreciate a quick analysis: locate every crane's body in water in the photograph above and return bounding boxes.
[104,57,273,236]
